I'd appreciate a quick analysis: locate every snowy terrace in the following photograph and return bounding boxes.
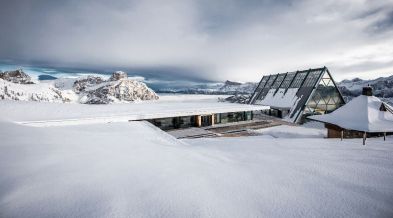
[0,95,268,127]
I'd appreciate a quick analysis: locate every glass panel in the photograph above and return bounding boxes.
[304,107,313,113]
[327,97,335,104]
[321,78,328,86]
[314,103,328,112]
[326,79,334,87]
[305,74,345,116]
[257,76,269,89]
[318,97,328,105]
[280,72,296,88]
[331,95,340,104]
[307,98,317,108]
[149,116,196,130]
[214,114,221,124]
[303,70,322,87]
[245,111,252,120]
[265,75,278,88]
[312,92,321,104]
[271,74,286,89]
[326,104,338,111]
[218,112,248,123]
[290,71,308,88]
[322,71,330,79]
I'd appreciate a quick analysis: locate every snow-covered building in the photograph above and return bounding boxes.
[308,87,393,143]
[1,95,268,129]
[249,67,345,123]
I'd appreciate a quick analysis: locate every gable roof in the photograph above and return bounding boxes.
[308,95,393,132]
[249,67,345,123]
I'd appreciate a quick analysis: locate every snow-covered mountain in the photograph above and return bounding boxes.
[337,75,393,105]
[0,70,159,104]
[0,69,35,84]
[218,80,257,94]
[338,75,393,97]
[77,73,159,104]
[219,75,393,105]
[157,80,257,95]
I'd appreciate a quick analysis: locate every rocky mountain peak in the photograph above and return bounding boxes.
[109,71,128,81]
[80,79,159,104]
[73,71,159,104]
[0,69,34,84]
[224,80,242,86]
[73,76,105,93]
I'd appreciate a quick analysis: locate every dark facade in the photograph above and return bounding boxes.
[325,123,391,139]
[148,111,254,130]
[249,67,345,123]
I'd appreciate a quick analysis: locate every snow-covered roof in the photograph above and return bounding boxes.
[309,95,393,132]
[0,95,268,126]
[254,88,300,109]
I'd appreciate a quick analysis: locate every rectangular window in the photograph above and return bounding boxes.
[149,116,195,130]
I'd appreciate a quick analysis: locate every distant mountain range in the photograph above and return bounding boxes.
[159,75,393,96]
[337,75,393,98]
[157,75,393,105]
[156,80,257,95]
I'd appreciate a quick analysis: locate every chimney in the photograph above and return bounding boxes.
[362,86,373,96]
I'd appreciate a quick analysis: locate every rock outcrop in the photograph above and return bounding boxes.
[219,94,251,104]
[73,76,105,93]
[109,71,128,81]
[0,69,34,84]
[80,72,159,104]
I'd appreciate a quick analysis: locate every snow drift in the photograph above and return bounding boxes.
[0,120,392,218]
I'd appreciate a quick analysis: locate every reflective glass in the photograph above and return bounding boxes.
[280,72,296,88]
[290,71,308,88]
[265,75,278,88]
[271,74,286,89]
[303,70,322,87]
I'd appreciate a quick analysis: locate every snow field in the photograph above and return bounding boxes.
[0,120,392,217]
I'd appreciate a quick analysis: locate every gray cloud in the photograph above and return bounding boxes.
[0,0,393,82]
[373,9,393,31]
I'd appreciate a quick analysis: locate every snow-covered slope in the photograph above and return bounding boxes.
[0,119,392,217]
[0,70,159,104]
[0,78,67,102]
[249,125,326,138]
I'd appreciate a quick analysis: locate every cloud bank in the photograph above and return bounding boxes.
[1,0,393,81]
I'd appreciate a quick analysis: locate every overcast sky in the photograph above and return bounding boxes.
[1,0,393,82]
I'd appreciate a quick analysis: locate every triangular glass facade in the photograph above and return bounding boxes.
[250,67,346,123]
[303,71,345,117]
